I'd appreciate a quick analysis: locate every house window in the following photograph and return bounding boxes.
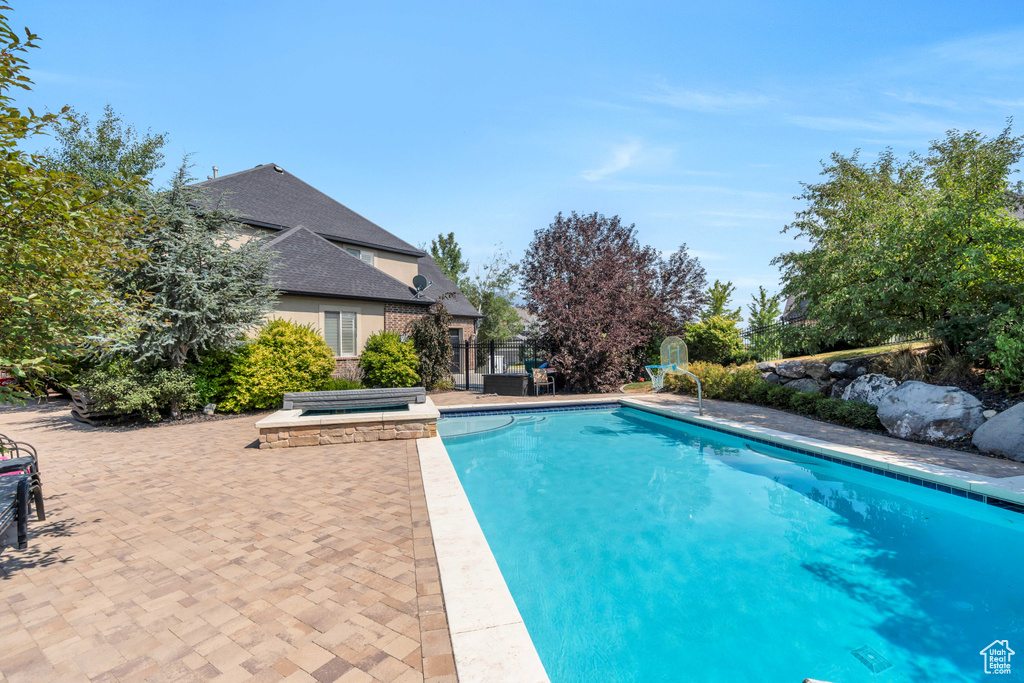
[323,310,357,356]
[345,247,375,267]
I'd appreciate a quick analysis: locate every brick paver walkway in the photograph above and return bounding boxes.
[0,401,456,683]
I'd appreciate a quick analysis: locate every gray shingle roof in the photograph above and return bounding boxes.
[265,226,425,304]
[264,227,483,317]
[417,257,482,318]
[195,164,423,256]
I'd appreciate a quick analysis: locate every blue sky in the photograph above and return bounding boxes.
[16,1,1024,320]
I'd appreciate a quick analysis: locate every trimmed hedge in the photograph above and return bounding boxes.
[666,362,883,430]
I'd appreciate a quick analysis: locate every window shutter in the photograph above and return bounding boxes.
[341,312,357,356]
[323,312,341,355]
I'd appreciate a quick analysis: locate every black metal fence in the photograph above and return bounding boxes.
[449,340,544,391]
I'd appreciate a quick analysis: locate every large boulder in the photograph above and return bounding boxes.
[876,381,985,441]
[787,378,825,394]
[830,378,852,399]
[842,374,898,407]
[829,361,866,379]
[776,360,807,379]
[763,372,781,385]
[972,403,1024,461]
[804,361,831,381]
[755,361,778,373]
[828,361,850,376]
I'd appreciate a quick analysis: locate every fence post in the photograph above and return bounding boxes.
[489,340,495,374]
[464,342,471,391]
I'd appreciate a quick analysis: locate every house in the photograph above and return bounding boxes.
[194,164,482,374]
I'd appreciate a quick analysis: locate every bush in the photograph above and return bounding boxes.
[359,331,420,388]
[191,348,236,406]
[321,377,362,391]
[410,301,454,390]
[986,307,1024,395]
[685,316,744,365]
[722,365,762,402]
[220,319,336,412]
[816,398,846,422]
[767,384,798,409]
[834,400,883,430]
[79,359,199,422]
[790,391,826,415]
[747,379,773,405]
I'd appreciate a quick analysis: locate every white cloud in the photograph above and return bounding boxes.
[580,139,673,182]
[641,81,772,112]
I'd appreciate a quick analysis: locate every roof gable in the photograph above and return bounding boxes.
[195,164,423,256]
[265,226,424,304]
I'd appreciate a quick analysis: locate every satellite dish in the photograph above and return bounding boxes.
[413,275,428,291]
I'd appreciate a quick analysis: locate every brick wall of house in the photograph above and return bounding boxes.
[383,303,430,337]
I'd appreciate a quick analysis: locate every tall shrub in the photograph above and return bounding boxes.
[987,308,1024,395]
[220,320,335,411]
[410,300,454,390]
[520,211,707,392]
[685,316,744,365]
[360,332,420,388]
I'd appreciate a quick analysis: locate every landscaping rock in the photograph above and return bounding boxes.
[763,372,781,385]
[830,378,852,399]
[842,374,898,407]
[983,410,997,420]
[828,361,850,377]
[787,378,824,394]
[776,360,807,379]
[972,404,1024,461]
[804,361,831,381]
[203,403,216,416]
[853,365,867,377]
[755,361,778,372]
[876,381,985,441]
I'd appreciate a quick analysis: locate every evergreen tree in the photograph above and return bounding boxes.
[463,248,524,343]
[97,162,278,367]
[429,232,469,288]
[747,286,782,329]
[701,280,742,323]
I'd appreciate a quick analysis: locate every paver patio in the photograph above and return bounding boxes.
[0,400,456,683]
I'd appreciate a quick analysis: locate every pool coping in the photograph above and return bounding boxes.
[422,396,1024,682]
[618,397,1024,511]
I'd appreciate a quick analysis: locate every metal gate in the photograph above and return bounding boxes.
[449,340,543,390]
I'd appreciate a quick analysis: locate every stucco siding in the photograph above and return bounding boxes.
[272,295,385,357]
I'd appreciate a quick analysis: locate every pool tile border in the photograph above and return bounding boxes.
[620,397,1024,514]
[440,402,620,419]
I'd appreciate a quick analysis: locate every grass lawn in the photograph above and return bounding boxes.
[622,380,653,393]
[779,340,935,365]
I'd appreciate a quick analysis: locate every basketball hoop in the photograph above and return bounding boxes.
[644,364,674,391]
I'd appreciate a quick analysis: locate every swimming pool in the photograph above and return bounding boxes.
[438,406,1024,682]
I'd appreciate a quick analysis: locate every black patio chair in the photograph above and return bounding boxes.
[0,474,32,550]
[0,434,44,523]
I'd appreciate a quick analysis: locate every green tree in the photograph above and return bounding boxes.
[0,12,148,403]
[464,247,524,343]
[96,162,279,368]
[701,280,742,323]
[429,232,469,288]
[772,124,1024,347]
[46,104,166,203]
[747,286,782,329]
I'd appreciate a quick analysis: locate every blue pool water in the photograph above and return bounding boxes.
[438,407,1024,682]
